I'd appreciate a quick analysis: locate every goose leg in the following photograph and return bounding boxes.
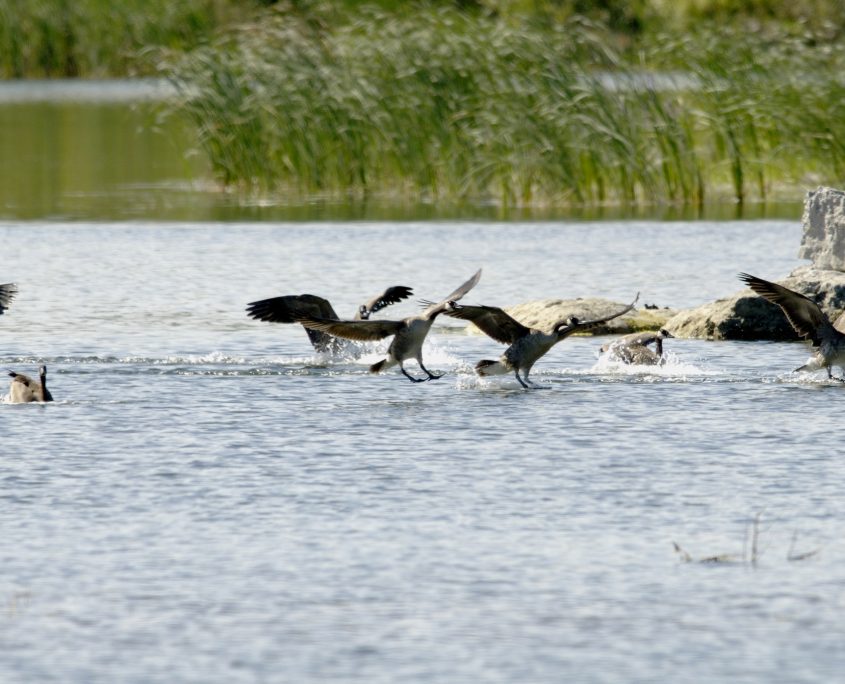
[419,361,443,381]
[514,370,530,389]
[400,364,426,383]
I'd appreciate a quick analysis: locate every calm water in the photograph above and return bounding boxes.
[2,219,843,683]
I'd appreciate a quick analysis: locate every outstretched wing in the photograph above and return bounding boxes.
[357,285,414,319]
[0,283,17,315]
[559,293,639,336]
[297,316,405,342]
[738,273,833,345]
[444,304,530,344]
[422,268,482,315]
[246,294,338,323]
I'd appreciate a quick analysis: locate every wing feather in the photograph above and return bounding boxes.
[297,316,405,342]
[246,294,338,323]
[738,273,832,344]
[559,294,639,335]
[445,304,530,344]
[423,269,482,315]
[0,283,17,315]
[358,285,414,318]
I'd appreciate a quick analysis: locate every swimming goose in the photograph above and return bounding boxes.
[6,366,53,403]
[600,328,674,365]
[0,283,17,315]
[296,269,482,382]
[739,272,845,379]
[445,294,638,388]
[246,285,413,355]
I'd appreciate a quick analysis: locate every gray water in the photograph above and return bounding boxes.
[2,219,844,683]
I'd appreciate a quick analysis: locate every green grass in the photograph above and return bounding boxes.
[163,6,845,208]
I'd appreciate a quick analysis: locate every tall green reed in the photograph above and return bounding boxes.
[165,7,845,207]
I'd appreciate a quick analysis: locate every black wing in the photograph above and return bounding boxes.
[444,304,531,344]
[0,283,17,315]
[738,273,833,345]
[357,285,414,319]
[246,294,339,323]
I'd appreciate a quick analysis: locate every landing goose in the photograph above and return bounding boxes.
[0,283,17,315]
[445,294,638,388]
[296,269,481,382]
[600,328,674,365]
[739,272,845,379]
[6,365,53,403]
[246,285,413,355]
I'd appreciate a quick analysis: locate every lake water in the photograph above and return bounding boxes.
[2,218,844,683]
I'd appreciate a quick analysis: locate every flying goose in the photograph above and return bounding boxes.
[739,272,845,379]
[6,365,53,403]
[0,283,17,315]
[600,328,674,365]
[246,285,413,355]
[444,294,639,388]
[296,269,482,382]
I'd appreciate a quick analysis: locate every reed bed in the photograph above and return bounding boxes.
[0,0,255,77]
[165,7,845,207]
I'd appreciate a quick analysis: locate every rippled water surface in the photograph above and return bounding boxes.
[2,220,844,683]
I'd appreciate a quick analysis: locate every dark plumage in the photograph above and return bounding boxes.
[446,294,639,388]
[246,285,413,355]
[297,269,482,382]
[0,283,17,315]
[738,272,845,378]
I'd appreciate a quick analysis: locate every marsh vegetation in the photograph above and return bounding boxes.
[163,7,845,208]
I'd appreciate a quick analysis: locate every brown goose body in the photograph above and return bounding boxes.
[6,365,53,403]
[446,294,639,388]
[296,270,482,382]
[600,329,674,366]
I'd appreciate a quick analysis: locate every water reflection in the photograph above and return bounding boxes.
[0,79,805,222]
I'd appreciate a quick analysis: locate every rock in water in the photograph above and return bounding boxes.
[798,186,845,271]
[665,265,845,340]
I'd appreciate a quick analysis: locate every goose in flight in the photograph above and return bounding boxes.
[739,272,845,379]
[6,365,53,403]
[246,285,413,355]
[296,269,482,382]
[0,283,17,315]
[600,328,674,365]
[445,294,638,388]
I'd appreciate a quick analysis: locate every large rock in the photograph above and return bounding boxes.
[462,298,675,336]
[665,265,845,340]
[798,186,845,270]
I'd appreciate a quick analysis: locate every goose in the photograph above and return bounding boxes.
[739,272,845,379]
[444,294,639,388]
[600,328,674,365]
[6,365,53,403]
[0,283,17,315]
[296,269,482,382]
[246,285,413,355]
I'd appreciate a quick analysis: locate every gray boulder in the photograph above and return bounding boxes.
[665,265,845,340]
[798,186,845,270]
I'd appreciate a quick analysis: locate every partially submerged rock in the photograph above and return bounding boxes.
[462,298,675,336]
[665,265,845,340]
